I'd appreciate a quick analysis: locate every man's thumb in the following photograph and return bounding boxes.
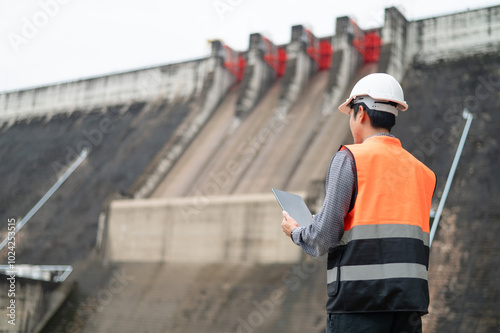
[283,211,290,219]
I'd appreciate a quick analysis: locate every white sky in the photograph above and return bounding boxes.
[1,0,499,92]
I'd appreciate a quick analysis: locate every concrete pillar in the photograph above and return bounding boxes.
[235,33,278,118]
[379,7,409,80]
[210,40,225,58]
[279,25,318,109]
[321,16,363,114]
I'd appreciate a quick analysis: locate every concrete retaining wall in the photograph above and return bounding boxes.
[0,61,203,120]
[409,5,500,64]
[0,44,226,121]
[0,276,73,333]
[378,5,500,79]
[106,194,302,263]
[379,5,500,78]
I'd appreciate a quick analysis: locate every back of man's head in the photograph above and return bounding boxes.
[352,101,396,132]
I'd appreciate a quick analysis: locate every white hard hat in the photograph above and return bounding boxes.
[338,73,408,116]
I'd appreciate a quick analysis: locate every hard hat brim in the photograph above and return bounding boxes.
[337,94,408,116]
[338,96,354,115]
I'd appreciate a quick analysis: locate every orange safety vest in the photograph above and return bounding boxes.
[326,135,436,314]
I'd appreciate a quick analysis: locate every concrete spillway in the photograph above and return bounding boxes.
[234,71,331,194]
[152,80,284,198]
[0,5,499,333]
[151,87,240,198]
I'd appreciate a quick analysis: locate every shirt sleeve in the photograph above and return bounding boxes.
[290,149,355,257]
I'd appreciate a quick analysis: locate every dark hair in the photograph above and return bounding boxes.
[352,102,396,132]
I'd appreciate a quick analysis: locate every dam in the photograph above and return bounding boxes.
[0,5,499,332]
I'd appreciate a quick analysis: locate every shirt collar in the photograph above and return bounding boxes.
[362,133,395,143]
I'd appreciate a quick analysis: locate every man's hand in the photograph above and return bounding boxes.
[281,211,299,238]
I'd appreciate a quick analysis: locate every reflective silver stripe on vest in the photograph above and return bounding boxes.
[327,263,428,284]
[339,224,430,246]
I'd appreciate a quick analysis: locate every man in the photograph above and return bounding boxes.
[281,73,436,333]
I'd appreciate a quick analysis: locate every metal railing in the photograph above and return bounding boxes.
[0,264,73,282]
[0,148,88,251]
[429,109,474,247]
[0,148,89,283]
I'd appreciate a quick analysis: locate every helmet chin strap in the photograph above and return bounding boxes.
[352,96,400,116]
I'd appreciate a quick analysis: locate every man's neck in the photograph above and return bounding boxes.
[361,128,390,142]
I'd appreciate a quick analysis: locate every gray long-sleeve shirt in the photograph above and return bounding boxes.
[290,134,397,257]
[290,149,355,257]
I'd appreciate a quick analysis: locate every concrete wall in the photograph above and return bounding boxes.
[408,5,500,64]
[106,194,303,263]
[0,61,200,120]
[0,44,226,121]
[0,276,73,333]
[380,7,409,80]
[379,5,500,79]
[378,5,500,79]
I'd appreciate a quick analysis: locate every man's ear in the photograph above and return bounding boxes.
[357,105,367,122]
